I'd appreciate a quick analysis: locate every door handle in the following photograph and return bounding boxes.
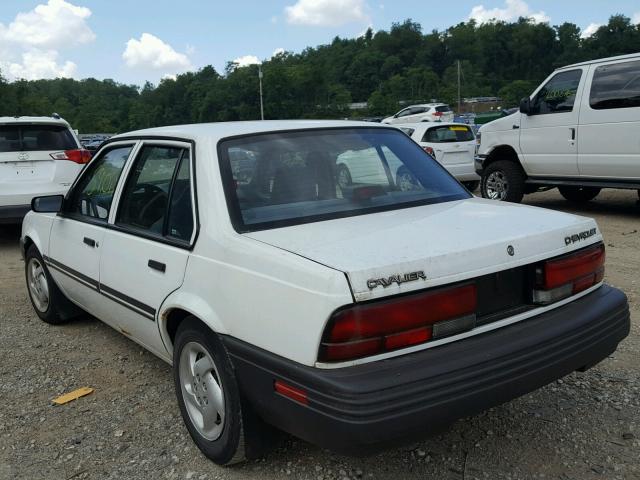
[570,128,576,140]
[512,124,520,129]
[148,259,166,273]
[83,237,96,248]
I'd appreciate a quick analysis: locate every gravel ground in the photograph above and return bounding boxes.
[0,189,638,480]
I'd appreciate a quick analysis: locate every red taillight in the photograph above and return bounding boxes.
[534,243,605,304]
[50,149,92,164]
[319,284,477,362]
[274,380,308,405]
[423,146,435,156]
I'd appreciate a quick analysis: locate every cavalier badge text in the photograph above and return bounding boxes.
[367,271,426,290]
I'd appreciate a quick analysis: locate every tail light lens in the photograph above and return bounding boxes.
[533,243,605,305]
[423,146,435,156]
[50,149,92,164]
[433,111,443,117]
[319,284,477,362]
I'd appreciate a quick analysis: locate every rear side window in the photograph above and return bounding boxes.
[590,60,640,110]
[116,145,194,243]
[423,125,474,143]
[0,125,76,153]
[532,70,582,114]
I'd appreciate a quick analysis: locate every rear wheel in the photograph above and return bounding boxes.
[174,318,266,465]
[25,245,79,324]
[481,161,526,203]
[558,186,601,203]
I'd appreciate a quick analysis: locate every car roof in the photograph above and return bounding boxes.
[0,116,71,127]
[395,121,470,129]
[400,103,448,109]
[559,52,640,70]
[111,120,394,144]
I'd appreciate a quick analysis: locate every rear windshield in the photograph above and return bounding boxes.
[219,128,469,232]
[423,125,474,143]
[435,105,452,113]
[0,125,77,153]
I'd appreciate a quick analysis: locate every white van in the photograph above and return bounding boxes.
[475,53,640,203]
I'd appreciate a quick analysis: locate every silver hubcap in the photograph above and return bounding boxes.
[485,171,509,200]
[337,169,350,189]
[27,258,49,313]
[179,342,225,441]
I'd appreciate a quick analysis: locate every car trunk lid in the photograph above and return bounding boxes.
[246,198,601,302]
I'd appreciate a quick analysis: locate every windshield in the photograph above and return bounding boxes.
[219,128,469,232]
[0,125,77,153]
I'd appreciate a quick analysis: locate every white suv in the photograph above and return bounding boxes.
[382,103,454,124]
[476,53,640,203]
[21,121,629,465]
[0,115,88,223]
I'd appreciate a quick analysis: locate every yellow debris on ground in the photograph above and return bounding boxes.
[52,387,94,405]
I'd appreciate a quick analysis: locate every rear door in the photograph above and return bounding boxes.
[578,59,640,179]
[47,142,136,317]
[0,124,81,206]
[98,141,196,356]
[519,68,586,176]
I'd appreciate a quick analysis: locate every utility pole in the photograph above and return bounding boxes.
[258,64,265,121]
[457,60,461,114]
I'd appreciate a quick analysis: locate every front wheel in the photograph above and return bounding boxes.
[174,318,263,465]
[25,245,78,324]
[481,161,526,203]
[558,186,601,203]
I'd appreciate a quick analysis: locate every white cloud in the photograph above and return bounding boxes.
[1,0,94,49]
[2,49,76,80]
[233,55,260,67]
[123,33,192,73]
[581,23,601,39]
[284,0,369,27]
[0,0,94,81]
[468,0,549,24]
[632,12,640,24]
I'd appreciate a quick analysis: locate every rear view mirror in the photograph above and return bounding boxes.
[519,97,531,115]
[31,195,64,213]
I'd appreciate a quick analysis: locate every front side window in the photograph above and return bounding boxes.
[531,70,582,114]
[590,60,640,110]
[66,145,132,220]
[423,125,474,143]
[396,108,413,118]
[219,128,469,232]
[116,146,188,237]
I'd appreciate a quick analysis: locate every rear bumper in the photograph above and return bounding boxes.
[0,204,31,223]
[224,285,629,454]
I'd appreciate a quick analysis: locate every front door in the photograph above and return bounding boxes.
[47,143,136,317]
[98,142,196,357]
[519,68,585,177]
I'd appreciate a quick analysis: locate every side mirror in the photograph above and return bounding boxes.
[519,97,531,115]
[31,195,64,213]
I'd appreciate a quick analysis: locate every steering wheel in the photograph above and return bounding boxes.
[136,183,168,227]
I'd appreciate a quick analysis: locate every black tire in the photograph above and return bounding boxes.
[173,318,259,465]
[25,245,78,325]
[481,160,526,203]
[463,181,480,192]
[558,186,601,203]
[336,165,352,190]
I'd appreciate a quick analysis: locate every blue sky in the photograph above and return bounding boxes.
[1,0,639,85]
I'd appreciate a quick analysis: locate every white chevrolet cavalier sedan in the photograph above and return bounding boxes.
[21,121,629,464]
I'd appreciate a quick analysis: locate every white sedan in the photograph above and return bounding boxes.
[398,122,480,190]
[21,120,629,465]
[381,103,454,124]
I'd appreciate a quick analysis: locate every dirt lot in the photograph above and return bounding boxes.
[0,189,638,480]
